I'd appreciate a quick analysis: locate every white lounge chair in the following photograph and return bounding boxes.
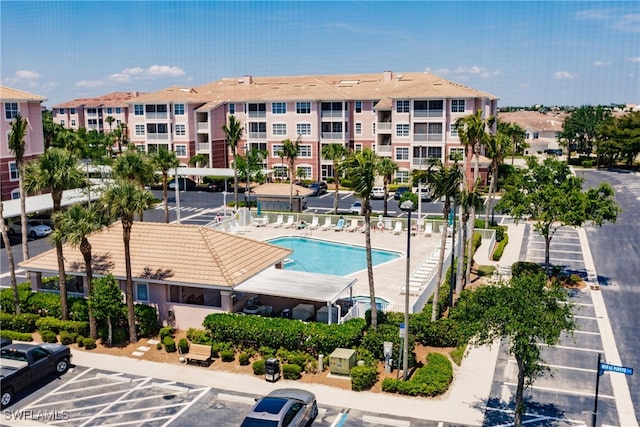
[271,214,284,227]
[283,215,295,228]
[423,221,433,237]
[334,217,346,231]
[308,216,319,230]
[392,221,403,235]
[319,217,333,230]
[346,218,359,232]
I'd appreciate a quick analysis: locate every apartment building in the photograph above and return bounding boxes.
[52,91,140,136]
[499,111,567,153]
[0,86,46,201]
[131,71,499,183]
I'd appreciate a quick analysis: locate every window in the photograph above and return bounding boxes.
[248,103,266,117]
[354,143,363,152]
[272,102,286,114]
[87,108,97,115]
[355,122,362,135]
[9,162,18,180]
[70,108,76,114]
[298,145,312,157]
[248,122,266,137]
[296,102,311,114]
[533,132,540,139]
[297,165,312,179]
[450,123,458,137]
[136,283,149,302]
[449,147,464,161]
[396,100,409,113]
[296,123,311,135]
[271,144,284,157]
[71,119,76,126]
[135,124,145,135]
[355,101,362,113]
[116,119,121,126]
[229,103,235,114]
[134,104,143,115]
[60,120,65,126]
[174,104,185,115]
[106,108,113,114]
[395,147,409,161]
[11,189,20,200]
[4,102,18,119]
[413,146,442,161]
[116,107,121,114]
[175,145,187,156]
[146,123,168,134]
[272,123,287,136]
[396,124,409,137]
[451,99,465,113]
[175,124,186,136]
[396,170,409,183]
[59,108,65,114]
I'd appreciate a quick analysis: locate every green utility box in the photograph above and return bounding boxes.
[329,348,357,375]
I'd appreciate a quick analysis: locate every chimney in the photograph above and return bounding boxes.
[383,71,393,82]
[243,75,253,85]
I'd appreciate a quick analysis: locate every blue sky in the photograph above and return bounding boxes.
[2,1,638,108]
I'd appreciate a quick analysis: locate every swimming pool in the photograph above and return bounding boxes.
[267,236,401,276]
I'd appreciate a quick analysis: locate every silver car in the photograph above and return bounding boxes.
[241,388,318,427]
[8,220,52,238]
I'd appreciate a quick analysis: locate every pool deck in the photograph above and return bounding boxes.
[231,220,442,311]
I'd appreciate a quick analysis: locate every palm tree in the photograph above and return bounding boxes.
[151,148,179,223]
[500,121,526,165]
[51,205,106,339]
[222,115,243,208]
[485,128,510,226]
[376,158,398,217]
[282,138,299,212]
[101,181,155,344]
[189,154,207,184]
[415,159,462,321]
[8,113,29,261]
[23,148,87,320]
[321,143,347,214]
[340,149,380,329]
[114,151,155,221]
[457,180,485,292]
[0,202,20,315]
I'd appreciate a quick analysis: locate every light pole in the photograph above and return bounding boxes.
[400,199,415,381]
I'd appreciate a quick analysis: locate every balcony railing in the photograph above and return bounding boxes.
[321,111,343,118]
[248,132,267,139]
[197,122,209,131]
[145,112,168,119]
[197,142,210,151]
[377,122,392,133]
[321,132,343,140]
[413,110,443,118]
[377,145,392,154]
[413,133,443,142]
[248,111,266,118]
[146,133,169,140]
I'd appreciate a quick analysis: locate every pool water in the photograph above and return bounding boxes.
[267,236,401,276]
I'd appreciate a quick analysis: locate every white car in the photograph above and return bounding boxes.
[349,201,362,214]
[8,220,52,238]
[371,186,385,199]
[414,187,432,201]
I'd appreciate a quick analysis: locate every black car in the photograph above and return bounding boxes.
[393,186,411,200]
[308,181,327,196]
[168,178,197,191]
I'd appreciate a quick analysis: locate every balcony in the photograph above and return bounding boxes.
[197,142,210,152]
[413,110,443,118]
[248,132,267,139]
[145,112,168,120]
[377,122,392,133]
[321,132,343,140]
[376,145,392,156]
[197,122,209,132]
[147,133,169,140]
[321,110,343,118]
[414,133,443,142]
[248,111,266,118]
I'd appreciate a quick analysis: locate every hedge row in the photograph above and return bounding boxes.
[0,330,34,342]
[0,312,40,332]
[381,353,453,396]
[36,317,89,336]
[492,234,509,261]
[201,313,366,356]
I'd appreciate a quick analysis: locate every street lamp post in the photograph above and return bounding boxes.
[400,200,415,381]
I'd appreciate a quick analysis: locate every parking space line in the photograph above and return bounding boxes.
[541,344,603,353]
[24,367,96,408]
[79,377,153,426]
[28,389,128,409]
[573,330,600,336]
[574,315,598,320]
[507,359,597,373]
[503,382,614,399]
[218,392,255,405]
[85,402,187,425]
[161,386,210,427]
[485,407,586,426]
[362,415,410,427]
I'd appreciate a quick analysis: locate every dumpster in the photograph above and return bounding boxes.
[265,357,280,382]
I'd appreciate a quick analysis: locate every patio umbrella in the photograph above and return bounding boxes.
[257,200,262,216]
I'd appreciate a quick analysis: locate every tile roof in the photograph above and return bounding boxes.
[130,71,499,107]
[19,221,292,288]
[0,86,47,102]
[52,91,143,109]
[499,111,567,132]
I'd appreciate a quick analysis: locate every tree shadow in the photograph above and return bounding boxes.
[68,253,115,274]
[480,396,569,426]
[140,266,174,280]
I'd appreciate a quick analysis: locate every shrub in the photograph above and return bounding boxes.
[178,338,189,354]
[35,317,89,336]
[76,335,85,347]
[83,337,97,349]
[59,331,78,345]
[512,261,545,278]
[220,350,235,362]
[24,292,62,317]
[382,353,453,397]
[157,342,163,350]
[98,325,128,346]
[159,326,175,340]
[411,315,465,348]
[258,346,276,357]
[450,344,466,366]
[360,324,415,369]
[350,365,378,391]
[163,336,176,353]
[0,283,32,314]
[282,363,302,380]
[0,330,33,342]
[0,312,40,333]
[492,234,509,261]
[40,330,57,343]
[582,160,594,168]
[239,352,251,366]
[252,359,266,375]
[186,328,213,345]
[135,304,159,338]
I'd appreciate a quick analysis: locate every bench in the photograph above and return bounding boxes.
[185,343,212,366]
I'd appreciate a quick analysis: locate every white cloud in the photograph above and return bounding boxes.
[146,65,185,77]
[424,67,451,76]
[577,9,640,33]
[76,80,107,88]
[451,65,502,79]
[614,13,640,33]
[553,71,577,79]
[629,57,640,63]
[3,69,42,85]
[77,65,186,88]
[592,61,612,66]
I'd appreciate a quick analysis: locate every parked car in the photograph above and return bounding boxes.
[1,342,72,408]
[206,181,224,192]
[308,181,327,196]
[370,186,385,200]
[7,220,52,238]
[393,186,411,200]
[168,178,197,191]
[349,200,362,214]
[240,388,318,427]
[413,187,432,201]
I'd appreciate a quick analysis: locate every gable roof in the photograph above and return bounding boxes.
[499,111,567,132]
[52,91,143,109]
[19,222,291,288]
[0,86,47,102]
